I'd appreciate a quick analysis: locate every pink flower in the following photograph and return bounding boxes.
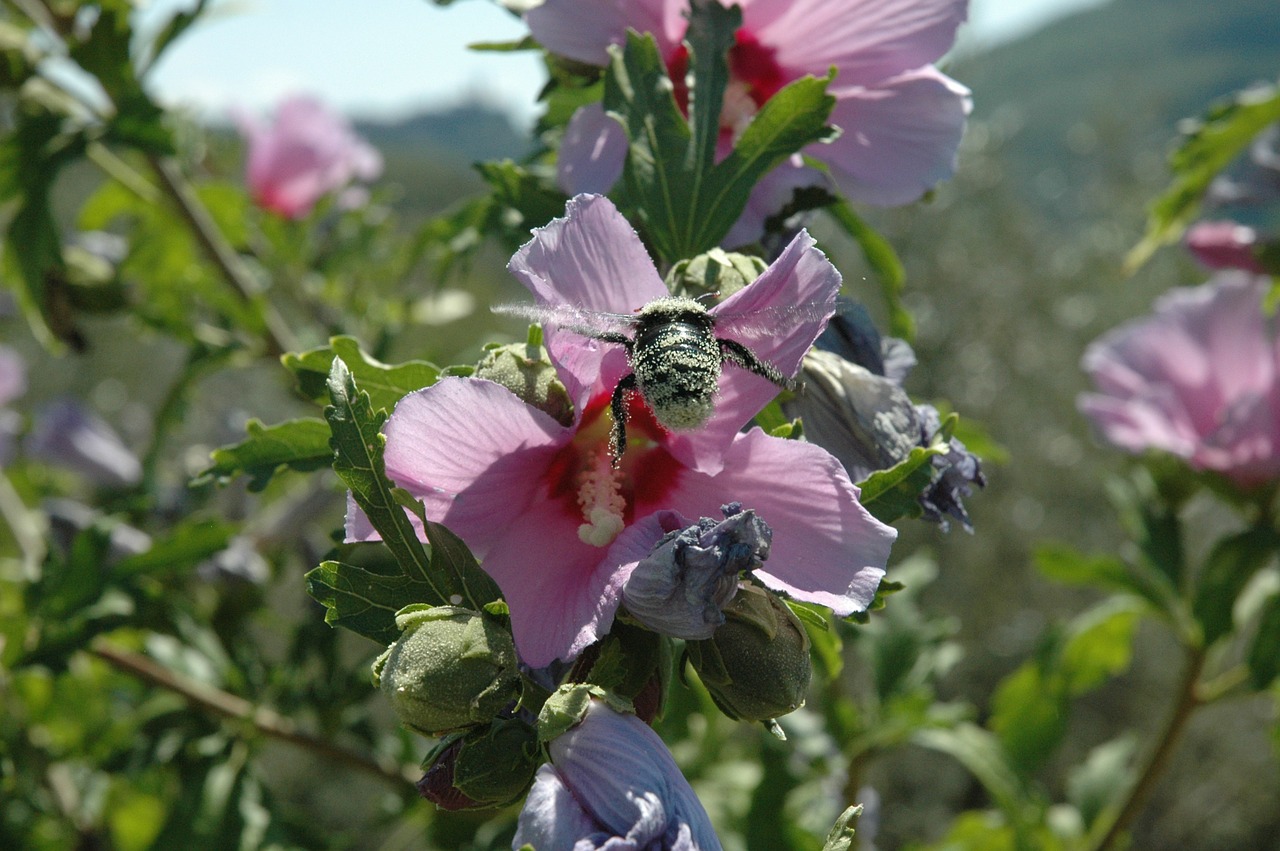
[533,0,971,241]
[349,195,895,666]
[235,95,383,219]
[1079,273,1280,489]
[1184,220,1267,274]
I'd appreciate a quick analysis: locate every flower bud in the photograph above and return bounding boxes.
[686,583,811,722]
[474,339,574,426]
[372,606,521,736]
[666,248,767,302]
[622,505,771,640]
[417,717,540,810]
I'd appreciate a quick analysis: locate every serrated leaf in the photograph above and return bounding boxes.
[1193,526,1280,646]
[194,414,332,488]
[305,560,437,645]
[194,417,332,491]
[285,336,439,412]
[857,445,946,525]
[603,8,836,262]
[1126,82,1280,272]
[1247,591,1280,689]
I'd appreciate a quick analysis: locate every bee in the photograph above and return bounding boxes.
[494,295,807,462]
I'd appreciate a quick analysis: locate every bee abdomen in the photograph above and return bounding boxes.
[631,321,721,431]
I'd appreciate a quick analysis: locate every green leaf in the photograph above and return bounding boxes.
[1126,81,1280,272]
[324,357,499,614]
[824,201,912,339]
[305,560,437,645]
[1066,735,1138,830]
[1060,598,1142,696]
[194,417,333,492]
[475,159,569,233]
[1247,591,1280,689]
[913,724,1025,817]
[111,519,236,579]
[603,14,836,262]
[989,663,1067,776]
[285,336,439,412]
[1034,542,1177,618]
[142,0,211,72]
[857,444,947,525]
[1193,526,1280,646]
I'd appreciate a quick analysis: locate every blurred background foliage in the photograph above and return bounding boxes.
[2,0,1279,848]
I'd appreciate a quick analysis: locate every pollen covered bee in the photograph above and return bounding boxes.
[494,295,808,462]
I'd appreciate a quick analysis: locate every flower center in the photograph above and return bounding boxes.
[666,28,787,138]
[546,393,683,549]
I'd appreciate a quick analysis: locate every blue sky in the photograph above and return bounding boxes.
[142,0,1108,126]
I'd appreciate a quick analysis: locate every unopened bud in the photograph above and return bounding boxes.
[474,339,574,426]
[372,606,521,736]
[686,583,811,722]
[666,248,767,302]
[418,716,540,810]
[622,504,771,640]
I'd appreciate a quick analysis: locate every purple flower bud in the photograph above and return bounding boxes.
[26,398,142,489]
[1185,220,1266,273]
[514,699,722,850]
[621,505,771,640]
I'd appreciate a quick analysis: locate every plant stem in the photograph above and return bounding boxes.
[1091,645,1206,851]
[89,639,418,788]
[145,154,299,357]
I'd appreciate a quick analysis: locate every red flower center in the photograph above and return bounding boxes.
[666,28,787,129]
[545,392,683,546]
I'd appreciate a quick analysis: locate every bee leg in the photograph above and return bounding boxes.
[609,373,638,465]
[718,339,801,392]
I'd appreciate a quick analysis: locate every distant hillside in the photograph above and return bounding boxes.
[953,0,1279,219]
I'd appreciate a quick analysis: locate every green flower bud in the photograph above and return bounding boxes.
[685,583,812,722]
[474,336,574,426]
[372,606,521,736]
[666,248,767,302]
[418,717,540,810]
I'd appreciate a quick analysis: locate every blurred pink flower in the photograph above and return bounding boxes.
[531,0,971,242]
[348,195,895,665]
[235,95,383,219]
[1184,220,1266,274]
[1079,273,1280,488]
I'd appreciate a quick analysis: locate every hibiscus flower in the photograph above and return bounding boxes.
[1079,272,1280,489]
[350,195,896,666]
[531,0,971,243]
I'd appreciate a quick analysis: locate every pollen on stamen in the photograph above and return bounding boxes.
[576,448,627,547]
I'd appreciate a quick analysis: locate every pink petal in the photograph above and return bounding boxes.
[750,0,968,85]
[508,195,669,412]
[819,66,971,207]
[526,0,684,66]
[368,378,571,558]
[557,104,628,196]
[662,229,840,475]
[721,154,829,248]
[479,502,667,666]
[657,428,895,615]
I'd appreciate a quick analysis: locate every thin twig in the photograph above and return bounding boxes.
[145,154,299,357]
[89,640,418,788]
[1091,645,1206,851]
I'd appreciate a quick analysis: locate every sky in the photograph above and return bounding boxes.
[140,0,1109,126]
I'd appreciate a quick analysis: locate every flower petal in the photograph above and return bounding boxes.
[819,66,971,207]
[750,0,969,85]
[508,195,669,412]
[663,229,840,474]
[557,104,629,197]
[512,764,603,850]
[355,378,570,557]
[526,0,686,66]
[660,429,894,615]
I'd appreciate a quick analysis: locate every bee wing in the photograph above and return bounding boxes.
[492,302,637,339]
[712,301,834,341]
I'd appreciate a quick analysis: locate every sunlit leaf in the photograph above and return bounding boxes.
[194,417,333,492]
